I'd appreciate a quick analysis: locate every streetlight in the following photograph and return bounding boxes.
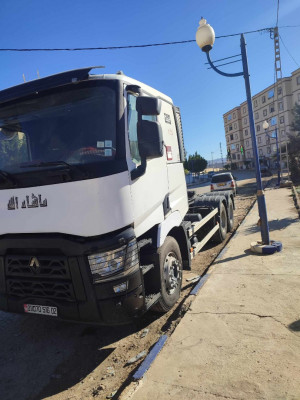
[263,120,280,186]
[196,18,282,254]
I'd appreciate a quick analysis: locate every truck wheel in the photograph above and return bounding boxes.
[152,236,182,313]
[212,202,228,243]
[227,198,234,232]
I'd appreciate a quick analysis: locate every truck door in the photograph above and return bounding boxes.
[126,91,169,238]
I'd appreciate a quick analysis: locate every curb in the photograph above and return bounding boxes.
[291,185,300,218]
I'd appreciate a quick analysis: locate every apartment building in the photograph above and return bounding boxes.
[223,67,300,169]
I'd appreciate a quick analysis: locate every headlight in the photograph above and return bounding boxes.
[88,239,139,283]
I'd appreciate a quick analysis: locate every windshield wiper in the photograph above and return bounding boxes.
[20,161,87,177]
[0,169,17,187]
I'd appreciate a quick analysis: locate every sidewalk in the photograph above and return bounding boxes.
[128,187,300,400]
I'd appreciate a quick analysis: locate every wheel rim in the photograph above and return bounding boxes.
[163,252,181,295]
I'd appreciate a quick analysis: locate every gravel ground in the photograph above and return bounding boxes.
[0,175,270,400]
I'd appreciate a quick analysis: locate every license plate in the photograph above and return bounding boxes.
[24,304,57,317]
[217,183,226,186]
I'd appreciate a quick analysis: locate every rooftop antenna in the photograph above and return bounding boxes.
[22,74,26,82]
[37,70,40,79]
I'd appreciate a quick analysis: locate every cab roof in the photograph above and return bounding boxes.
[0,66,173,105]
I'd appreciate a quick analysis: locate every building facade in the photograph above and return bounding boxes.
[223,67,300,169]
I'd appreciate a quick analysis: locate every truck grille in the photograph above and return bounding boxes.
[5,255,76,302]
[6,279,75,301]
[6,256,70,278]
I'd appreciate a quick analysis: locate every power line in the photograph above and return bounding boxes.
[0,24,298,53]
[279,34,300,68]
[0,26,283,53]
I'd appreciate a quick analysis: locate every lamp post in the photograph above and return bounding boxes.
[195,18,282,253]
[263,120,280,186]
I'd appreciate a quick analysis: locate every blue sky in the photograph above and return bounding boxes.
[1,0,299,161]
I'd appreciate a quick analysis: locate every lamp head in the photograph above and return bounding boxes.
[196,18,215,52]
[263,120,269,130]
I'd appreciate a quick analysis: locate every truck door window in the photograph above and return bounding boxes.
[127,94,157,166]
[127,94,141,165]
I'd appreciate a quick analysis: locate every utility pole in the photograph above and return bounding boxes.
[211,152,214,171]
[219,142,224,166]
[272,27,290,180]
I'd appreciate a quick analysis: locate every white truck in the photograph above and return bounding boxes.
[0,67,234,324]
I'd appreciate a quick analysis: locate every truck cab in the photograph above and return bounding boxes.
[0,67,189,324]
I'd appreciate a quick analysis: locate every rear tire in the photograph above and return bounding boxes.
[227,198,234,232]
[152,236,183,313]
[212,202,228,243]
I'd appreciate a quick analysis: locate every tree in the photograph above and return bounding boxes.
[288,103,300,183]
[184,152,207,173]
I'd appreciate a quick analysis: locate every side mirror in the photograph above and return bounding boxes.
[136,96,162,115]
[138,120,163,159]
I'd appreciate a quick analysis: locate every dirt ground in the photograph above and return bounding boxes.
[0,176,270,400]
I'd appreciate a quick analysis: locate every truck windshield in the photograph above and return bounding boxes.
[0,85,117,175]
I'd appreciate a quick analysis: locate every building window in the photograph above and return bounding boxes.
[263,109,267,117]
[247,151,251,158]
[267,147,271,154]
[258,137,261,144]
[244,129,248,136]
[262,95,266,103]
[237,153,240,160]
[278,102,283,111]
[255,112,259,120]
[246,140,249,146]
[277,87,282,95]
[244,117,247,124]
[226,136,229,142]
[281,130,285,137]
[266,137,270,144]
[254,99,258,107]
[256,125,260,132]
[297,76,300,85]
[231,144,236,150]
[226,127,228,132]
[271,117,277,126]
[235,133,238,140]
[233,112,236,119]
[229,125,233,131]
[228,114,232,121]
[280,116,284,124]
[268,90,274,99]
[234,123,237,129]
[259,149,263,156]
[243,106,246,114]
[269,104,275,113]
[232,153,236,160]
[230,134,234,140]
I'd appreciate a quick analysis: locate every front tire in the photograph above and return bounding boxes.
[152,236,183,313]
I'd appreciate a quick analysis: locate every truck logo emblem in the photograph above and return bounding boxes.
[29,257,40,272]
[7,194,47,210]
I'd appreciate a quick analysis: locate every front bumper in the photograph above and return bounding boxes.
[0,228,145,325]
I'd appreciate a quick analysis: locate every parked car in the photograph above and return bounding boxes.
[207,171,215,179]
[210,172,237,195]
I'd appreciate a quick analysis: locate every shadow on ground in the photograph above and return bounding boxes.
[244,217,299,235]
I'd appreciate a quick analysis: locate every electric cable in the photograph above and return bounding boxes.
[279,34,300,68]
[0,26,296,52]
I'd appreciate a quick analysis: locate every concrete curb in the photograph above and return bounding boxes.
[291,185,300,218]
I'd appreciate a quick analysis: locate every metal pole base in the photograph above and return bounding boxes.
[250,240,283,255]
